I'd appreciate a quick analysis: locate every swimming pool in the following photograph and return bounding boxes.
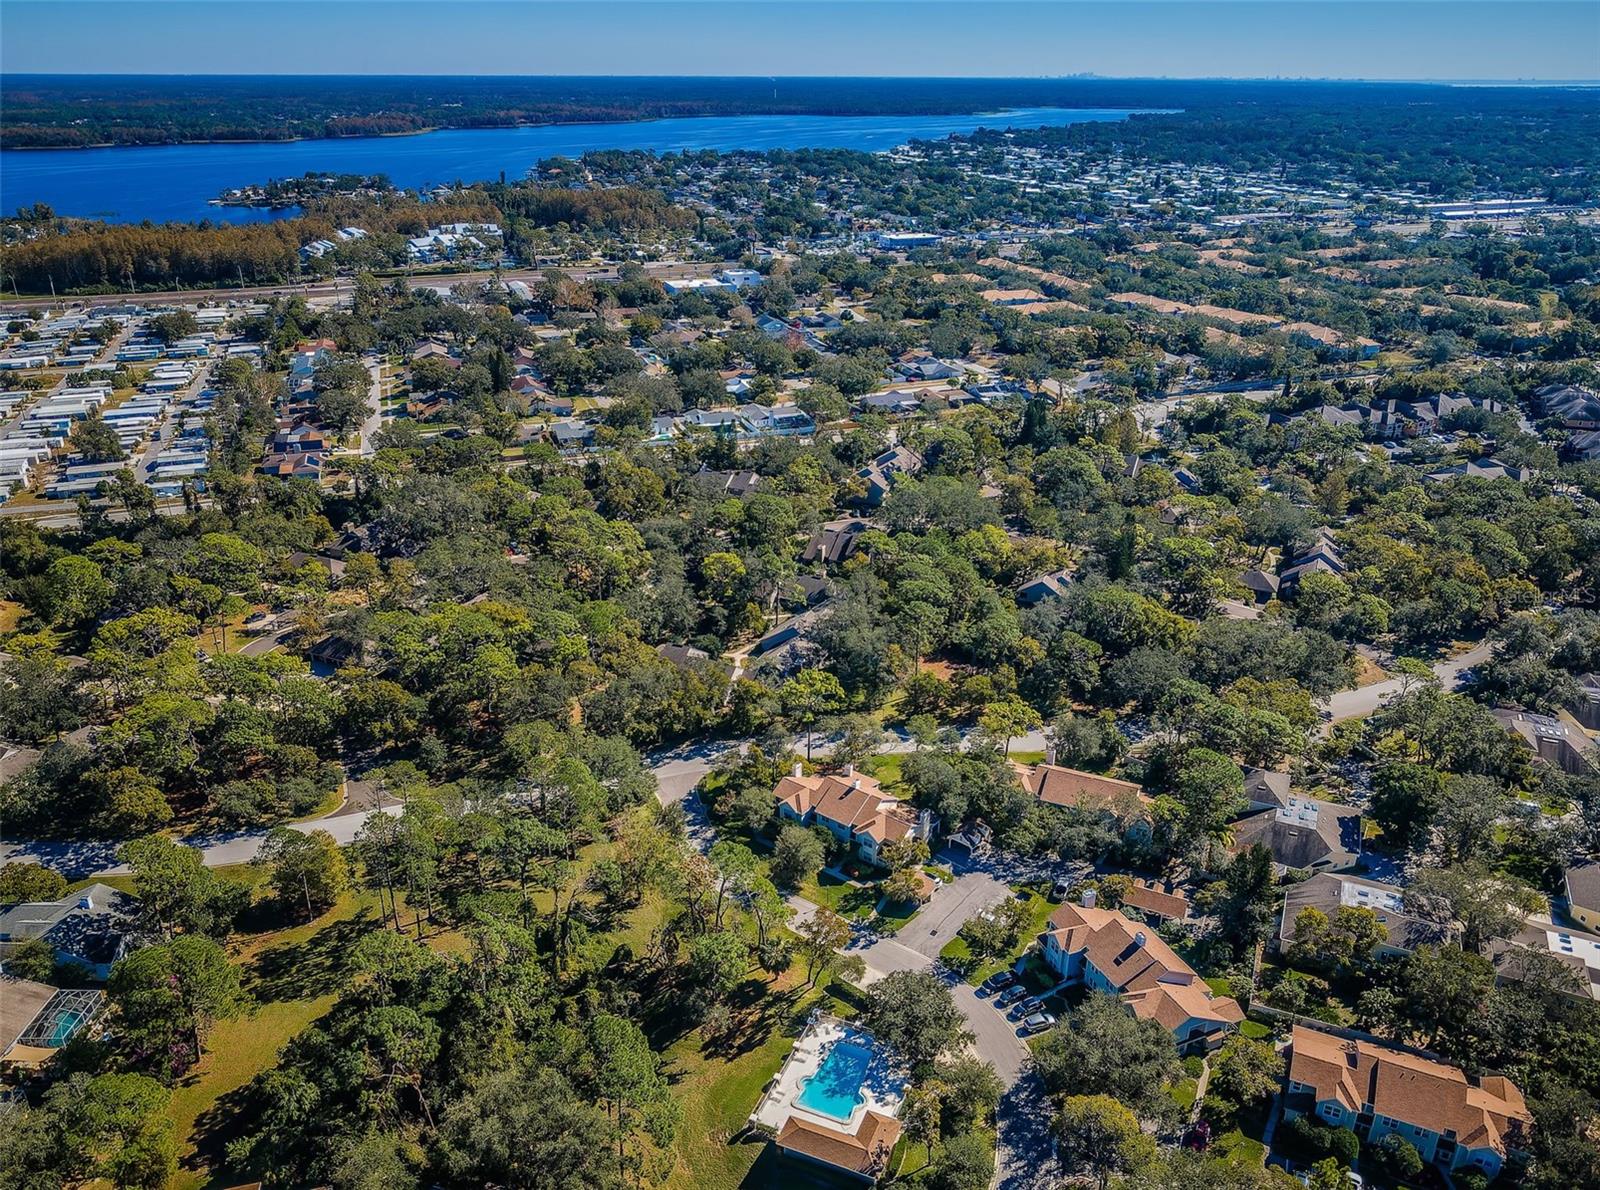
[795,1039,874,1122]
[46,1009,87,1047]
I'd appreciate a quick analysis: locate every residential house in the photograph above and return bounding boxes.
[1282,1025,1531,1179]
[1240,568,1280,604]
[1231,795,1363,874]
[771,766,933,866]
[695,467,762,497]
[1011,760,1154,846]
[1536,383,1600,430]
[1017,568,1073,607]
[260,451,326,481]
[802,519,870,567]
[1493,708,1594,775]
[855,390,926,419]
[1563,860,1600,933]
[1424,459,1533,484]
[1037,900,1245,1052]
[1276,873,1450,959]
[1124,879,1190,925]
[0,884,142,980]
[1489,919,1600,1002]
[739,402,816,438]
[857,445,923,507]
[1278,534,1346,592]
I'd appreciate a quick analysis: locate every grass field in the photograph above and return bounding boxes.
[171,882,383,1189]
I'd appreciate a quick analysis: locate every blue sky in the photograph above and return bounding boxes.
[3,2,1596,81]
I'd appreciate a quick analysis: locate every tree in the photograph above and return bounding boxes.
[930,1054,1004,1130]
[257,827,349,921]
[0,860,67,902]
[438,1065,620,1190]
[860,970,973,1073]
[978,693,1042,756]
[1054,1094,1158,1190]
[0,1072,178,1190]
[779,669,846,759]
[108,934,244,1077]
[770,823,826,890]
[1033,993,1182,1121]
[1369,762,1446,852]
[1206,844,1277,959]
[118,834,242,939]
[1396,944,1496,1056]
[69,413,126,462]
[1404,863,1541,954]
[925,1132,994,1190]
[1286,906,1388,976]
[1208,1037,1284,1115]
[1369,1133,1423,1181]
[901,1087,941,1167]
[796,906,852,987]
[589,1013,673,1178]
[1308,1157,1354,1190]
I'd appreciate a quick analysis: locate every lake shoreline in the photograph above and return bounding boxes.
[0,104,1147,153]
[1,106,1156,224]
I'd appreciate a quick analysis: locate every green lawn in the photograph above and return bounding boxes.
[797,871,881,922]
[1212,1128,1268,1167]
[1169,1076,1199,1115]
[940,890,1058,984]
[661,972,842,1190]
[172,885,383,1189]
[1240,1019,1273,1041]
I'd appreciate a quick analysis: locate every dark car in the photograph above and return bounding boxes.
[1008,996,1045,1020]
[979,971,1017,995]
[1049,879,1071,901]
[995,985,1029,1009]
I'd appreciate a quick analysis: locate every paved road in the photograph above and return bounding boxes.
[0,803,400,877]
[358,355,386,458]
[1319,638,1492,729]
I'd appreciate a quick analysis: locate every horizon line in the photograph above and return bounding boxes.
[4,72,1599,86]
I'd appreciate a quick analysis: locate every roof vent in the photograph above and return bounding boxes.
[78,894,93,910]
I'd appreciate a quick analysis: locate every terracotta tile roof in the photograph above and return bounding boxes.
[1125,880,1189,922]
[1012,761,1151,817]
[1287,1026,1531,1156]
[776,1110,901,1176]
[1043,903,1242,1029]
[774,770,919,845]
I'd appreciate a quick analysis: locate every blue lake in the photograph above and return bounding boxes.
[1,106,1148,225]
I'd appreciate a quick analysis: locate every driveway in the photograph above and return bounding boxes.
[1318,638,1491,730]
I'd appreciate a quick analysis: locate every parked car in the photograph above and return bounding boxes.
[1049,879,1071,901]
[995,985,1029,1009]
[1019,1012,1056,1035]
[979,971,1016,995]
[1008,996,1045,1020]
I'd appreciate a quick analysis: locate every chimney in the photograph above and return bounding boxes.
[79,893,93,910]
[1080,887,1097,908]
[792,761,803,778]
[844,764,854,777]
[1134,931,1147,948]
[1045,744,1057,767]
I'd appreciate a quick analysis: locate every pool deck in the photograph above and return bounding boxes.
[750,1012,906,1139]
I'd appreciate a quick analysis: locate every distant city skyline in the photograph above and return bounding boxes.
[3,1,1597,83]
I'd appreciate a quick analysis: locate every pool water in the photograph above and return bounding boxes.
[796,1040,874,1122]
[46,1009,86,1046]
